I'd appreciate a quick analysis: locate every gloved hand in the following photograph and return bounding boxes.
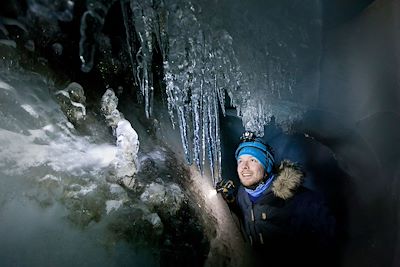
[216,179,236,203]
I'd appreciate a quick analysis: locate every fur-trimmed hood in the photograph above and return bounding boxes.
[271,160,304,200]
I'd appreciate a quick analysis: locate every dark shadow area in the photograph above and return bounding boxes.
[322,0,376,29]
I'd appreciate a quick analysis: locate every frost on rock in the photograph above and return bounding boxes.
[144,212,164,235]
[101,88,124,134]
[140,181,184,215]
[55,82,87,126]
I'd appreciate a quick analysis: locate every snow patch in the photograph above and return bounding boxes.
[105,200,123,214]
[38,174,61,182]
[21,104,39,118]
[0,80,14,91]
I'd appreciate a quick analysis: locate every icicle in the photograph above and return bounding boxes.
[191,75,202,171]
[163,60,177,128]
[216,115,222,183]
[79,11,100,72]
[154,0,168,58]
[214,85,222,183]
[120,0,138,86]
[201,75,209,173]
[142,65,154,118]
[128,0,157,118]
[79,0,115,73]
[177,106,191,164]
[207,86,216,182]
[200,79,206,172]
[192,97,201,171]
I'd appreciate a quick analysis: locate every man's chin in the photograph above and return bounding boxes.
[241,180,257,188]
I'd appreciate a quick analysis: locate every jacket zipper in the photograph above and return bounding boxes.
[250,204,258,245]
[251,203,264,245]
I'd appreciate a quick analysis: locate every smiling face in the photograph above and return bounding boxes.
[237,155,266,188]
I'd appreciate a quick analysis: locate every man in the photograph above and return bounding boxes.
[218,131,336,266]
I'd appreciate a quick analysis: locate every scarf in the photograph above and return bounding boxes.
[245,175,275,201]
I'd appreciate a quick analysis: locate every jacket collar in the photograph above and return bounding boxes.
[271,160,304,200]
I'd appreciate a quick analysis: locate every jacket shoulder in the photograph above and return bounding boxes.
[271,160,304,200]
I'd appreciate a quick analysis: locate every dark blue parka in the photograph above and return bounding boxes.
[235,160,336,266]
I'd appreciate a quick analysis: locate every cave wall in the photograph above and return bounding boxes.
[314,0,400,265]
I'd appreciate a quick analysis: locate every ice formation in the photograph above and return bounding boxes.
[101,88,124,134]
[79,0,322,183]
[79,0,116,72]
[114,119,140,178]
[101,89,140,184]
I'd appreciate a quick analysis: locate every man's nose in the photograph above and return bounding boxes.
[242,161,249,169]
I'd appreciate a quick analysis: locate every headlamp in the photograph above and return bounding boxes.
[240,131,256,143]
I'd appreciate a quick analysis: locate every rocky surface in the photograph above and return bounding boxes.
[55,82,87,126]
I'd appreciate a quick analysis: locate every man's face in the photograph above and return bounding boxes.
[237,155,265,187]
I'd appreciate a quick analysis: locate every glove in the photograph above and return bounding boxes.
[216,179,236,203]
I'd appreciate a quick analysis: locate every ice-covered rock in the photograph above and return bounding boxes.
[55,82,86,126]
[144,212,164,235]
[105,200,123,214]
[101,89,123,134]
[113,119,139,182]
[29,174,64,207]
[64,183,98,198]
[140,181,184,215]
[140,182,165,202]
[101,89,140,186]
[62,184,105,227]
[109,183,126,196]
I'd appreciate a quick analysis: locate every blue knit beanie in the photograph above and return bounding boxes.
[235,139,275,174]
